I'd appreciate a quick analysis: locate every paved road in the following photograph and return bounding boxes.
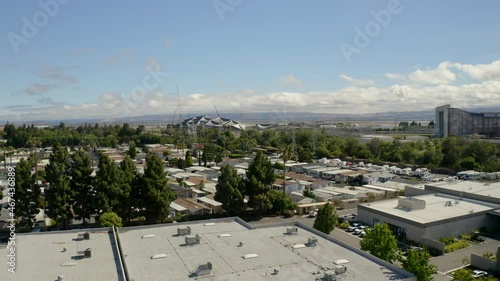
[430,238,500,272]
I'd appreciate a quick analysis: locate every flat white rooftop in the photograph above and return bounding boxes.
[427,181,500,200]
[360,194,500,224]
[118,218,413,281]
[0,228,125,281]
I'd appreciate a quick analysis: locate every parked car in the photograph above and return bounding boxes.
[471,231,485,242]
[346,226,357,232]
[354,226,366,235]
[472,270,488,278]
[308,209,318,218]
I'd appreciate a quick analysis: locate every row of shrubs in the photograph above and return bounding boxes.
[444,240,469,253]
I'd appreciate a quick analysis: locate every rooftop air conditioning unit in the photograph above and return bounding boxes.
[177,226,191,236]
[307,237,318,247]
[324,271,336,281]
[335,265,347,275]
[185,234,201,245]
[83,232,90,240]
[286,226,298,235]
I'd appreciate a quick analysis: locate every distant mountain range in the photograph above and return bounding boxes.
[4,106,500,126]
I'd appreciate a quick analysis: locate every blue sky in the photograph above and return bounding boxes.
[1,0,500,121]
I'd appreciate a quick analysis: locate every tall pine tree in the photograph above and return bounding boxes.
[246,151,275,213]
[45,143,73,229]
[70,149,95,225]
[140,154,175,223]
[215,165,245,214]
[95,152,122,214]
[119,155,137,225]
[14,158,41,230]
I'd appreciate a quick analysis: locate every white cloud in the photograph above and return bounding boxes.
[6,59,500,121]
[408,62,456,85]
[25,84,55,95]
[385,73,406,80]
[280,74,303,87]
[340,74,375,86]
[452,60,500,81]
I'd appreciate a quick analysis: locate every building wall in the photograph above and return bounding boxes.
[424,213,490,240]
[359,206,494,243]
[436,105,500,137]
[357,207,425,242]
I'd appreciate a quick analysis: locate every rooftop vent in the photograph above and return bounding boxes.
[192,262,212,277]
[58,276,64,281]
[307,237,318,247]
[292,243,306,249]
[286,226,298,235]
[142,234,155,239]
[242,253,259,259]
[273,269,280,275]
[177,226,191,236]
[84,248,92,258]
[324,271,336,281]
[62,247,68,252]
[77,232,90,240]
[238,241,244,247]
[151,254,167,260]
[185,234,201,245]
[335,265,347,275]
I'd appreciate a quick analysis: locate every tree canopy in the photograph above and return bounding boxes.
[313,203,337,234]
[400,249,437,281]
[215,165,245,214]
[360,223,399,263]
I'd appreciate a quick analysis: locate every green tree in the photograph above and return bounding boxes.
[14,158,41,230]
[313,203,337,234]
[95,153,122,216]
[140,154,175,223]
[279,144,294,194]
[128,142,137,159]
[185,150,193,167]
[98,211,123,227]
[360,223,398,263]
[45,143,73,229]
[268,190,295,214]
[70,149,96,225]
[162,149,171,159]
[451,268,473,281]
[298,147,313,163]
[120,155,138,225]
[401,249,437,281]
[246,151,275,213]
[215,165,245,214]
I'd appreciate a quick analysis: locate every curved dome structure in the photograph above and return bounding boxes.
[182,115,245,131]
